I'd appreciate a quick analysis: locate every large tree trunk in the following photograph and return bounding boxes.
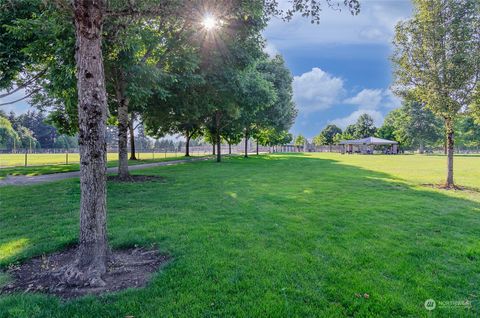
[445,118,455,188]
[212,143,215,155]
[244,129,249,158]
[228,143,232,154]
[256,140,259,155]
[115,77,129,180]
[129,114,137,160]
[185,132,191,157]
[67,0,108,287]
[216,133,221,162]
[215,112,221,162]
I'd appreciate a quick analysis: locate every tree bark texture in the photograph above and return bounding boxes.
[115,75,129,180]
[445,118,454,188]
[215,113,221,162]
[129,114,137,160]
[185,132,191,157]
[69,0,108,287]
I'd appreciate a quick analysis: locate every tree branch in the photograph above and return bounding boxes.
[0,69,47,99]
[0,88,40,106]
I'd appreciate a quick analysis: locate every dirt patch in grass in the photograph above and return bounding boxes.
[421,183,480,192]
[107,175,166,183]
[1,246,170,299]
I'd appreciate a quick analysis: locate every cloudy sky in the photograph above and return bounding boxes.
[1,0,413,138]
[264,0,412,137]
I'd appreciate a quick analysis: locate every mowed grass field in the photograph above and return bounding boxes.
[0,151,203,167]
[1,153,479,317]
[0,152,207,179]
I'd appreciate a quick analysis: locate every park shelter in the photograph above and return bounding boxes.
[339,137,398,154]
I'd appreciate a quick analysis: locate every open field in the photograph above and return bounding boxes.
[0,156,208,180]
[0,151,206,168]
[1,153,479,317]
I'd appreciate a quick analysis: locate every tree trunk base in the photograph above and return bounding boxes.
[421,183,465,191]
[62,262,106,287]
[1,246,169,299]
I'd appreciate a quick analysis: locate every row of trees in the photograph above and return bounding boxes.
[0,110,78,150]
[311,102,480,152]
[311,113,377,146]
[0,0,360,287]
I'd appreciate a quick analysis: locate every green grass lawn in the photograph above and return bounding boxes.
[1,153,479,317]
[0,155,206,179]
[0,151,205,168]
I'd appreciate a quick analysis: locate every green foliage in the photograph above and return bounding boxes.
[257,128,292,146]
[0,116,19,150]
[312,134,326,146]
[354,114,376,138]
[455,115,480,149]
[378,100,443,149]
[316,124,342,145]
[294,134,306,146]
[392,0,480,121]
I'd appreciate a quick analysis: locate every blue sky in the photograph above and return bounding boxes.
[264,0,413,137]
[1,0,413,138]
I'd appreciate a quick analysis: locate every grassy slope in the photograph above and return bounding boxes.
[0,153,479,317]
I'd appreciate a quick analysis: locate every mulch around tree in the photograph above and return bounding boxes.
[107,175,166,183]
[1,246,170,299]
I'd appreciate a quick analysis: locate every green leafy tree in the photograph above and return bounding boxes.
[392,0,480,187]
[312,134,326,146]
[0,116,20,150]
[252,55,297,153]
[341,124,356,140]
[354,113,376,138]
[379,100,442,152]
[319,124,342,145]
[294,135,307,151]
[456,116,480,149]
[236,61,277,158]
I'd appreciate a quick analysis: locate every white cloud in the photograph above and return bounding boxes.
[331,88,403,129]
[344,88,403,110]
[264,41,280,57]
[293,67,344,113]
[330,109,384,129]
[264,0,412,49]
[383,89,402,109]
[344,89,383,109]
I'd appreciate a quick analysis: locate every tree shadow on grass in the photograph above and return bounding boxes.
[0,154,479,317]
